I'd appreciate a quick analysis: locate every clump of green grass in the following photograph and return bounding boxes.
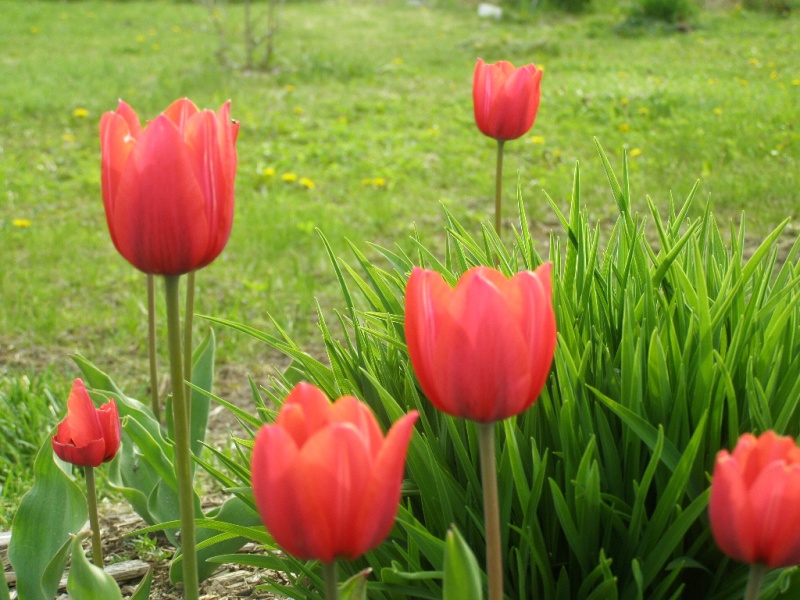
[0,375,66,527]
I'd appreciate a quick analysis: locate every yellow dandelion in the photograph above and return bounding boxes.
[708,78,718,85]
[630,148,642,157]
[299,177,315,189]
[281,173,298,183]
[293,107,304,115]
[285,84,296,93]
[261,167,276,178]
[30,26,40,34]
[770,71,778,80]
[737,78,748,86]
[793,79,800,86]
[620,97,630,106]
[748,57,760,66]
[734,3,742,9]
[12,218,32,228]
[392,57,404,66]
[59,12,68,20]
[336,115,348,125]
[553,150,562,159]
[136,34,146,43]
[713,107,723,116]
[172,26,182,33]
[62,133,75,143]
[638,107,650,116]
[151,43,161,52]
[372,178,387,187]
[72,108,89,118]
[619,123,630,133]
[531,136,545,145]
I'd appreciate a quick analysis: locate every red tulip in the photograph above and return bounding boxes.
[404,264,556,423]
[251,383,418,563]
[709,431,800,568]
[52,379,121,468]
[100,98,239,276]
[473,58,543,141]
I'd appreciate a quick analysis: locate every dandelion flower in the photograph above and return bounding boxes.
[392,57,404,66]
[72,108,89,118]
[531,136,545,144]
[285,84,296,93]
[30,26,40,34]
[620,98,630,106]
[713,107,723,116]
[293,107,304,115]
[281,173,298,183]
[770,71,778,80]
[793,79,800,86]
[630,148,642,157]
[12,219,32,228]
[638,107,649,116]
[136,34,146,43]
[172,26,181,33]
[62,133,76,143]
[619,123,630,133]
[299,177,315,189]
[748,57,760,67]
[262,167,276,178]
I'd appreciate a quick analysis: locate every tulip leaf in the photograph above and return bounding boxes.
[130,567,154,600]
[169,494,262,584]
[8,436,87,600]
[339,568,371,600]
[66,533,123,600]
[107,427,160,526]
[189,328,214,461]
[443,526,483,600]
[0,562,9,600]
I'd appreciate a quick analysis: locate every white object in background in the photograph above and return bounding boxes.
[477,3,503,18]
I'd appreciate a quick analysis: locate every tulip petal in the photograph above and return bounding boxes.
[97,400,121,462]
[112,115,209,275]
[353,411,418,556]
[710,451,756,563]
[251,425,310,558]
[405,268,453,408]
[435,269,533,421]
[293,423,372,562]
[63,380,103,447]
[100,112,136,221]
[162,98,199,131]
[748,460,800,567]
[52,436,106,468]
[330,396,384,458]
[276,382,334,445]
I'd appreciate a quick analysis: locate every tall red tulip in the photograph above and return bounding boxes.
[710,431,800,568]
[473,58,543,142]
[52,379,121,468]
[404,264,556,423]
[251,383,418,563]
[100,98,239,276]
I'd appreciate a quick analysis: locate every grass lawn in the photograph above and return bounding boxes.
[0,0,798,519]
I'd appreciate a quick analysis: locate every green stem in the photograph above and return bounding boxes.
[322,560,339,600]
[147,274,160,423]
[164,275,199,600]
[494,139,506,239]
[477,422,503,600]
[84,466,104,568]
[744,563,766,600]
[183,270,196,430]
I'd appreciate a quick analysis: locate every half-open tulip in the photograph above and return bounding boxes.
[473,58,543,141]
[251,383,418,563]
[52,379,121,467]
[405,264,556,423]
[709,431,800,568]
[100,98,238,276]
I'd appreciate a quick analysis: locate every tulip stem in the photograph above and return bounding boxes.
[494,139,506,239]
[744,563,766,600]
[322,560,339,600]
[147,274,160,423]
[477,422,503,600]
[84,466,104,568]
[183,270,196,431]
[164,275,199,600]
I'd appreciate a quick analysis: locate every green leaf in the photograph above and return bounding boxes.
[130,567,154,600]
[66,533,123,600]
[189,328,215,461]
[340,568,371,600]
[9,435,87,600]
[443,525,483,600]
